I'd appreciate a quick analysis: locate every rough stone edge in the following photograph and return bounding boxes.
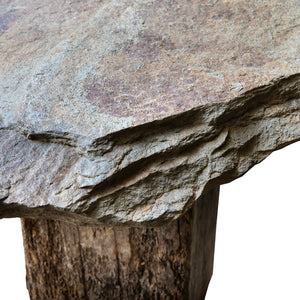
[1,74,299,226]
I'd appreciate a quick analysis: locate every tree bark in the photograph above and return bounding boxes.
[21,187,219,300]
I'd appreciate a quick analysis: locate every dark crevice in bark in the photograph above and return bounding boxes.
[113,228,123,298]
[77,226,88,300]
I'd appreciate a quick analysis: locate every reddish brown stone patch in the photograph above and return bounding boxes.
[121,31,176,59]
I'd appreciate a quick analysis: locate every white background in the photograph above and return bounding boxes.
[0,142,299,300]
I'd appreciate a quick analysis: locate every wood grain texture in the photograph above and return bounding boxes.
[21,188,219,299]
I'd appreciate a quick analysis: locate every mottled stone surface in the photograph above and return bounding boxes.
[0,0,299,225]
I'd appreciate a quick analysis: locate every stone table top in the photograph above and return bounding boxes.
[0,0,299,225]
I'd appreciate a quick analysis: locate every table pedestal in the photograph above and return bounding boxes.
[21,188,219,300]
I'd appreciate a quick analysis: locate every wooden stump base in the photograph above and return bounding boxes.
[21,188,219,300]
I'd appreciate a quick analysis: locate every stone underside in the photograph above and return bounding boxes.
[0,0,299,225]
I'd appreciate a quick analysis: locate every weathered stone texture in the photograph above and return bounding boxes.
[0,0,299,225]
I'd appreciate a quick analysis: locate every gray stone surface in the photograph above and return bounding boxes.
[0,0,299,225]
